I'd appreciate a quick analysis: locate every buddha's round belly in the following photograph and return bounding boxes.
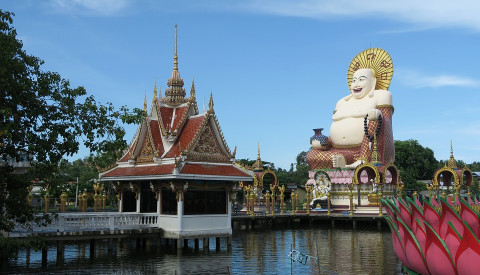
[330,118,364,146]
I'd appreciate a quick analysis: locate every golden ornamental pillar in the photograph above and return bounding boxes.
[102,192,106,211]
[305,185,312,215]
[278,185,285,214]
[60,192,67,213]
[349,186,354,216]
[27,185,33,206]
[265,192,271,215]
[378,190,383,217]
[44,184,50,214]
[270,185,276,216]
[250,190,255,217]
[291,191,296,215]
[327,192,331,216]
[295,191,298,215]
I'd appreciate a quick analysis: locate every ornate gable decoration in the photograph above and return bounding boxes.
[188,122,230,162]
[136,122,157,163]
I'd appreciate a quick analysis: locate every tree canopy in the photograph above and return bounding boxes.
[394,139,438,189]
[0,10,143,238]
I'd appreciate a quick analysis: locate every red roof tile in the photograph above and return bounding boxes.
[164,115,206,158]
[101,164,175,178]
[150,120,164,156]
[180,163,250,177]
[171,105,187,132]
[159,106,174,130]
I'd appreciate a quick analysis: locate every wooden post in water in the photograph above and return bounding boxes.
[203,238,209,251]
[56,240,64,266]
[216,237,220,251]
[194,239,199,250]
[90,239,95,260]
[41,247,48,270]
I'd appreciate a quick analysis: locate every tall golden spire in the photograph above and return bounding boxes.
[162,24,186,105]
[448,140,457,169]
[174,24,178,71]
[143,90,147,112]
[153,78,157,101]
[190,79,196,99]
[253,142,264,172]
[208,90,214,109]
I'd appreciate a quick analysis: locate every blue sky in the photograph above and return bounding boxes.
[3,0,480,170]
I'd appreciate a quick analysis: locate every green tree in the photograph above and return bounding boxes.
[394,140,438,190]
[0,9,143,248]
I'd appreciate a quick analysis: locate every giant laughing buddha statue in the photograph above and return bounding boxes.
[307,48,395,170]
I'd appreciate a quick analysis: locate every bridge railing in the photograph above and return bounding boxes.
[12,213,159,236]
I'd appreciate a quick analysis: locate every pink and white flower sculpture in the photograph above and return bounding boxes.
[381,196,480,275]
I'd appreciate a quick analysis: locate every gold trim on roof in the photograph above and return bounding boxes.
[347,48,393,91]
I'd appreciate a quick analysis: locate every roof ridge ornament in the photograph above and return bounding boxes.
[208,90,214,109]
[448,140,457,169]
[143,90,147,112]
[153,78,157,101]
[163,24,186,105]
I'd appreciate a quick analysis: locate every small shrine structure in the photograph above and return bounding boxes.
[428,141,473,197]
[306,48,401,213]
[99,26,253,245]
[235,144,284,215]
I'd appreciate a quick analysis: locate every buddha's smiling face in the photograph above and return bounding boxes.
[350,68,376,99]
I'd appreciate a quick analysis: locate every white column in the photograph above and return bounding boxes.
[177,194,183,232]
[136,191,141,213]
[157,192,161,214]
[227,191,231,229]
[118,188,123,213]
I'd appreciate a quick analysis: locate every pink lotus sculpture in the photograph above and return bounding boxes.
[381,196,480,275]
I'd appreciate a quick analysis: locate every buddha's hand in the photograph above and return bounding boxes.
[367,109,382,121]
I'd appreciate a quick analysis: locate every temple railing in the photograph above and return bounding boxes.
[11,213,160,236]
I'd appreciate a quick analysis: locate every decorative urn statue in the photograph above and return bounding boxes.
[310,128,328,150]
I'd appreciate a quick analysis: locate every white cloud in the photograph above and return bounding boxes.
[396,69,479,89]
[236,0,480,31]
[49,0,130,16]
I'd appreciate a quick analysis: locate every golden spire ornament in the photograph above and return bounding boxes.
[448,140,457,169]
[153,78,157,101]
[163,24,186,105]
[208,90,214,109]
[143,90,147,112]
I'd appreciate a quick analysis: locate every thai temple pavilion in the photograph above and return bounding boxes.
[99,26,252,245]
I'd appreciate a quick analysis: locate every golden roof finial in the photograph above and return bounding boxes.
[153,78,157,101]
[208,90,214,109]
[448,140,457,169]
[143,90,147,112]
[190,78,196,98]
[174,24,178,71]
[163,24,186,105]
[253,142,264,171]
[257,142,261,159]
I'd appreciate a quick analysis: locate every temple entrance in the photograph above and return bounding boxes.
[122,189,136,212]
[140,181,156,213]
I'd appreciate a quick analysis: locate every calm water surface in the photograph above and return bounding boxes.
[7,223,402,274]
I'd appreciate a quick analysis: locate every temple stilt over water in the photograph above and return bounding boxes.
[99,25,253,245]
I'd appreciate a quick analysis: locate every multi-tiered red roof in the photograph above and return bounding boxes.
[100,27,251,183]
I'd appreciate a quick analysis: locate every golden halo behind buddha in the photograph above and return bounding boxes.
[347,48,393,91]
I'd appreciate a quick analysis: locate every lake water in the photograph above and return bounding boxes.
[7,223,402,274]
